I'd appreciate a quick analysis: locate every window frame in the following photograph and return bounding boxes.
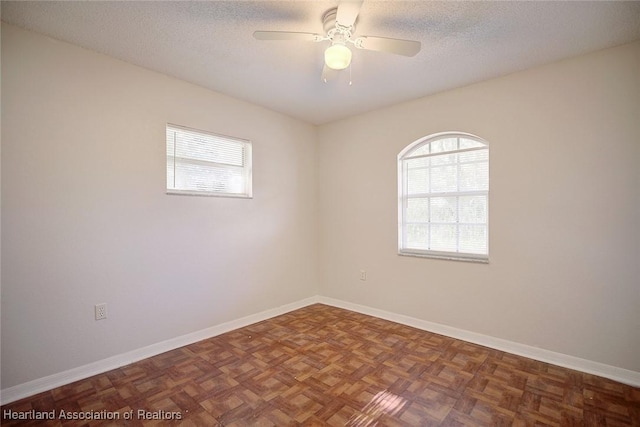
[397,132,489,263]
[166,124,253,199]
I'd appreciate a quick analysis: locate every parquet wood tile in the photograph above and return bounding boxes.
[2,304,639,426]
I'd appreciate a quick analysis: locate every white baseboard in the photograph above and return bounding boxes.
[0,296,319,405]
[317,296,640,388]
[3,295,639,405]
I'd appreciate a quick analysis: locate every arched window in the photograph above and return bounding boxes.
[398,132,489,262]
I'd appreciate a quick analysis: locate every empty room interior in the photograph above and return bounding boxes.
[1,1,639,425]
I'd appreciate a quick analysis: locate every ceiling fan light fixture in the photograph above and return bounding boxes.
[324,43,352,70]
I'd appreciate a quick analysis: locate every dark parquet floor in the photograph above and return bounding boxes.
[2,304,639,426]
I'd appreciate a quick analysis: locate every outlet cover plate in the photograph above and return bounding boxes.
[95,303,107,320]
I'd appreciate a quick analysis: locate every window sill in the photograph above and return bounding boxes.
[166,190,252,199]
[398,250,489,264]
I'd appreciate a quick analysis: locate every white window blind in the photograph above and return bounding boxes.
[166,124,252,198]
[398,133,489,262]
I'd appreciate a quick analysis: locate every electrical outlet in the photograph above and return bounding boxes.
[95,303,107,320]
[360,270,367,281]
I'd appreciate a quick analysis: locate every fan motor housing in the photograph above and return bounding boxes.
[322,8,356,34]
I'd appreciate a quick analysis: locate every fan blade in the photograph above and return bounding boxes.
[355,36,421,57]
[321,65,338,83]
[336,0,363,27]
[253,31,322,42]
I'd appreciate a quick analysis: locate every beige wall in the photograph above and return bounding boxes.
[317,41,640,372]
[1,24,318,389]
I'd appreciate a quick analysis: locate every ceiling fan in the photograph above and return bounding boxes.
[253,0,421,82]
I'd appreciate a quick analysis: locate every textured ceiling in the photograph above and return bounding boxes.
[2,1,640,125]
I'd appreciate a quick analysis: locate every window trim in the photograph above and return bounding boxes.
[166,124,253,199]
[397,132,489,263]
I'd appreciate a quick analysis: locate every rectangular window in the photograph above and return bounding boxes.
[166,124,252,198]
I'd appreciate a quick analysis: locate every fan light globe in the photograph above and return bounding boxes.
[324,44,352,70]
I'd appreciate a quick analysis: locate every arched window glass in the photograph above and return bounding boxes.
[398,132,489,262]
